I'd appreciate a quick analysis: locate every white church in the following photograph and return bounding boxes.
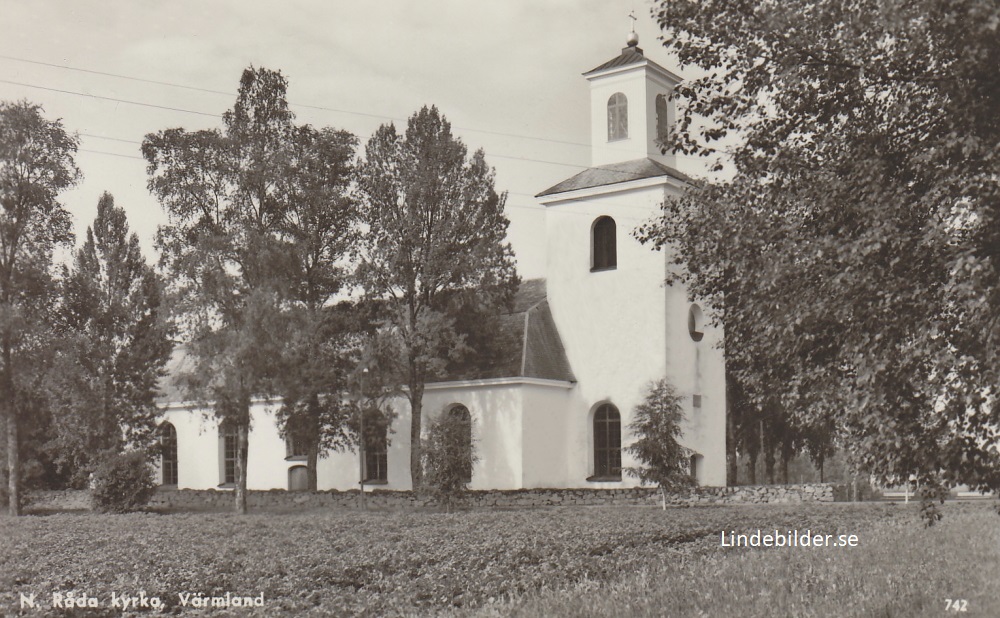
[155,34,728,493]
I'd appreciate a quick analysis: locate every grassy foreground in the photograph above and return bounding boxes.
[0,502,996,616]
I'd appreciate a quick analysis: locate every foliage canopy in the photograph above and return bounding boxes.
[643,0,1000,493]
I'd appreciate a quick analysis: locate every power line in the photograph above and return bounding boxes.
[0,54,590,149]
[0,78,218,117]
[0,53,732,161]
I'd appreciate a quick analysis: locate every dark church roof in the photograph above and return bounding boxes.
[157,279,575,404]
[440,278,576,383]
[157,345,195,404]
[536,157,689,198]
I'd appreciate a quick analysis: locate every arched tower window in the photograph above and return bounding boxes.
[159,423,178,486]
[448,404,473,483]
[607,92,628,141]
[592,216,617,271]
[656,94,670,142]
[688,303,704,342]
[363,409,389,483]
[593,404,622,479]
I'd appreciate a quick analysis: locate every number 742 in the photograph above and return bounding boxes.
[946,599,968,612]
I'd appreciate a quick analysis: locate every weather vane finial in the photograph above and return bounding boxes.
[626,9,639,47]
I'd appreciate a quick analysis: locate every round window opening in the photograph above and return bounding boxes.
[688,304,704,342]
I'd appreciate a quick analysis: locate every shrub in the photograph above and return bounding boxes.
[91,450,157,513]
[625,378,695,508]
[422,408,478,512]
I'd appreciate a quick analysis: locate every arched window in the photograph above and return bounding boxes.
[593,404,622,479]
[690,454,703,484]
[449,404,473,483]
[363,409,389,483]
[288,465,309,492]
[688,303,704,342]
[656,93,670,142]
[607,92,628,141]
[221,422,238,485]
[592,216,617,271]
[159,423,178,486]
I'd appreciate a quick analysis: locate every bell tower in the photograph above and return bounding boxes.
[583,30,681,168]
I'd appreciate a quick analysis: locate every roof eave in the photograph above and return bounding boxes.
[537,174,685,205]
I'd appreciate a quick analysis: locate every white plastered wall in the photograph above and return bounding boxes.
[588,64,678,168]
[542,181,727,487]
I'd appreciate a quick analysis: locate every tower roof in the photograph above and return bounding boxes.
[583,45,648,76]
[583,41,681,84]
[536,158,689,198]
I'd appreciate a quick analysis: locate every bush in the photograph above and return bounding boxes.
[91,451,157,513]
[422,409,478,512]
[625,378,695,508]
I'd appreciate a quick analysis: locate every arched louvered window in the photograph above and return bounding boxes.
[608,92,628,141]
[688,303,704,342]
[656,93,670,142]
[593,404,622,479]
[159,423,178,486]
[592,216,617,271]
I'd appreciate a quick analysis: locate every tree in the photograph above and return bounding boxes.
[355,106,518,489]
[422,408,477,512]
[644,0,1000,505]
[625,379,695,509]
[143,67,317,513]
[47,192,172,484]
[273,125,359,490]
[0,101,79,515]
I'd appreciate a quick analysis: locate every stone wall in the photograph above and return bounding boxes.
[24,489,92,511]
[147,483,836,510]
[25,484,838,513]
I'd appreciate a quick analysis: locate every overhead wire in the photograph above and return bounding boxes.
[0,54,734,161]
[1,53,723,221]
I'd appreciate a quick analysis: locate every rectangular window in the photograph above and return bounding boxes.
[364,449,388,483]
[693,394,702,409]
[223,425,238,485]
[286,435,307,460]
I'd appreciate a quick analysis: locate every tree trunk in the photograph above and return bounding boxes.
[726,399,737,486]
[307,443,318,492]
[818,457,825,483]
[6,413,17,517]
[780,436,794,484]
[660,486,666,511]
[3,342,18,517]
[746,451,757,485]
[762,420,776,485]
[409,383,423,490]
[235,421,249,514]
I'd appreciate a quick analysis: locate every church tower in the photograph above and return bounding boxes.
[535,29,727,488]
[585,28,681,168]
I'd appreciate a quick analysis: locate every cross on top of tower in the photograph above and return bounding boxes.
[626,10,639,47]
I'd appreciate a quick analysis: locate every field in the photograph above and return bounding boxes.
[0,501,997,616]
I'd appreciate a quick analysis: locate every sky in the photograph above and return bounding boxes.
[0,0,707,280]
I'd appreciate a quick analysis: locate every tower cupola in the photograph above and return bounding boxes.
[583,30,682,169]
